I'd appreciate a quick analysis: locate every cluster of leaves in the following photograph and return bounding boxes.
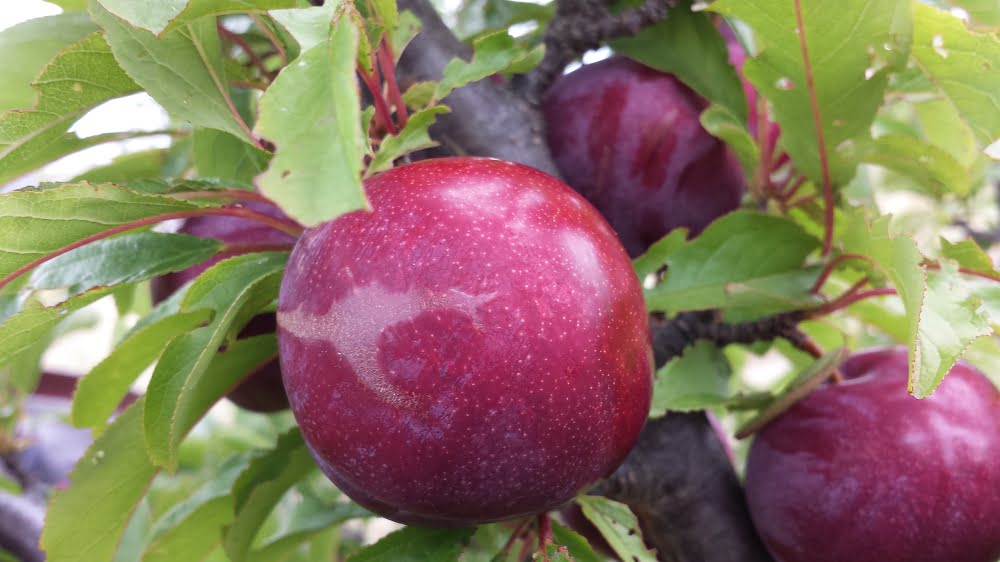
[0,0,998,561]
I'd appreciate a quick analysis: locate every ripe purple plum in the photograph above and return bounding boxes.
[745,347,1000,562]
[152,200,296,413]
[277,157,653,526]
[542,56,746,257]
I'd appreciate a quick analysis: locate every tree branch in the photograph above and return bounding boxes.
[514,0,674,101]
[396,0,560,176]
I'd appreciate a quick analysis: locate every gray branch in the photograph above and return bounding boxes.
[0,490,45,562]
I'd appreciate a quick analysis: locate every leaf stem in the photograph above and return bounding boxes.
[808,283,896,318]
[249,13,288,67]
[810,253,875,294]
[0,207,301,292]
[358,62,398,136]
[378,41,408,129]
[217,23,274,80]
[793,0,835,257]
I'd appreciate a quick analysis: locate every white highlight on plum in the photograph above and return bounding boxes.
[280,284,496,406]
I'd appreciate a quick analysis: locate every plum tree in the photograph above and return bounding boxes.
[745,347,1000,562]
[542,56,746,257]
[276,157,653,525]
[152,200,296,413]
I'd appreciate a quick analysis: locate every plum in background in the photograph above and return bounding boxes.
[542,56,746,257]
[152,200,296,413]
[745,347,1000,562]
[277,157,653,526]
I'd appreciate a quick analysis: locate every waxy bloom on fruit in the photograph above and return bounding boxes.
[277,157,653,526]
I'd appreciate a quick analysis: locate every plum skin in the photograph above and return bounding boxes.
[745,347,1000,562]
[542,56,746,257]
[152,200,296,413]
[277,157,653,526]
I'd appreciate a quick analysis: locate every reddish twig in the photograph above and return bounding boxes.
[810,253,875,294]
[358,63,398,136]
[536,512,553,561]
[808,287,897,318]
[249,13,288,67]
[217,23,275,80]
[0,207,302,292]
[378,41,408,129]
[792,0,835,257]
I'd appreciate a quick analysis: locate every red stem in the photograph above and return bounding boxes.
[378,41,408,129]
[0,208,302,292]
[810,253,875,294]
[217,23,274,80]
[358,64,398,136]
[793,0,835,257]
[249,13,288,66]
[809,285,896,318]
[776,174,806,203]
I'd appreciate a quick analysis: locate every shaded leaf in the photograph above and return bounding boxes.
[434,31,530,101]
[194,129,269,183]
[632,228,687,281]
[366,106,450,175]
[652,341,731,414]
[939,238,995,274]
[550,522,602,562]
[255,15,365,227]
[700,104,759,178]
[859,133,970,196]
[346,526,474,562]
[72,148,170,183]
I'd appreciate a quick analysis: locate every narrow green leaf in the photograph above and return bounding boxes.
[345,526,475,562]
[163,1,308,35]
[711,0,910,185]
[223,429,317,562]
[366,106,450,175]
[939,238,995,274]
[255,15,365,227]
[0,183,199,282]
[0,32,140,184]
[144,253,286,469]
[632,228,687,281]
[576,496,657,562]
[402,81,436,109]
[645,211,820,313]
[194,129,269,183]
[859,133,971,196]
[28,232,222,296]
[72,148,169,183]
[90,0,256,144]
[652,341,731,414]
[71,309,212,430]
[0,13,96,115]
[911,3,1000,150]
[248,500,370,562]
[41,400,160,562]
[143,454,252,562]
[434,31,529,101]
[0,288,112,370]
[611,0,746,120]
[700,104,759,178]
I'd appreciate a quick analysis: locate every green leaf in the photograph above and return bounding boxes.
[95,0,306,36]
[255,15,365,227]
[0,13,97,115]
[434,31,530,101]
[645,211,820,313]
[700,104,760,178]
[952,0,1000,28]
[71,308,212,430]
[576,497,657,562]
[366,106,450,175]
[0,288,112,370]
[652,341,731,414]
[346,526,474,562]
[71,148,170,183]
[41,399,160,562]
[194,128,270,183]
[914,98,980,168]
[144,251,285,469]
[28,232,222,296]
[143,454,252,562]
[859,133,971,196]
[401,81,436,109]
[632,228,687,281]
[611,0,746,120]
[711,0,910,185]
[90,0,257,145]
[223,429,317,562]
[912,266,990,397]
[550,522,603,562]
[911,3,1000,150]
[248,500,370,562]
[0,183,199,282]
[939,238,995,274]
[49,0,89,10]
[269,4,334,52]
[0,32,140,184]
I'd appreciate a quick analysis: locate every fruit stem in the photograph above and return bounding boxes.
[792,0,835,257]
[810,253,874,294]
[378,40,408,129]
[0,207,301,293]
[498,518,532,560]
